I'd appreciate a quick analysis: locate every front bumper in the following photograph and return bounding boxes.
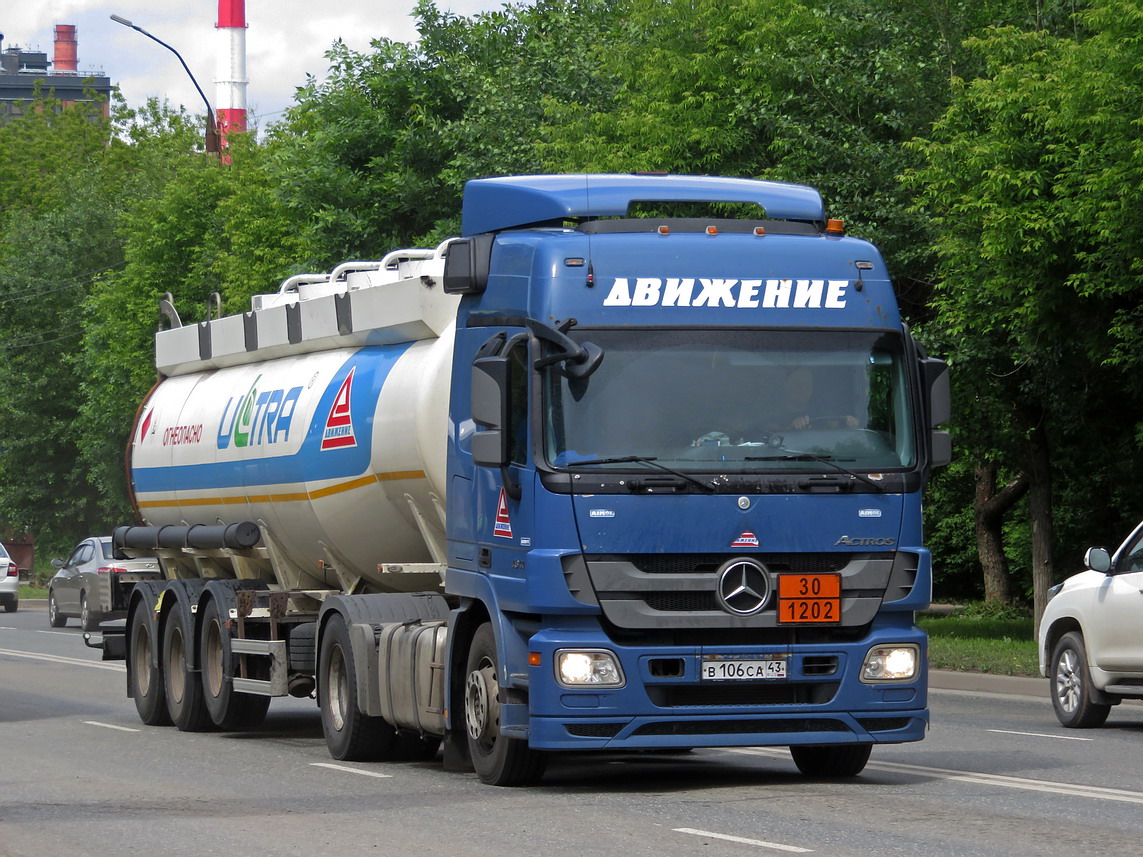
[523,623,928,751]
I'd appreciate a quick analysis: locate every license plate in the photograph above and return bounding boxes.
[777,573,841,624]
[701,655,787,681]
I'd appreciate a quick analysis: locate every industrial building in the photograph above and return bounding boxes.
[0,25,112,123]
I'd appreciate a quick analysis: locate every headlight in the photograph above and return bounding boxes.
[556,650,625,688]
[861,644,920,682]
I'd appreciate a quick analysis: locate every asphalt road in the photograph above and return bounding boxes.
[4,602,1143,857]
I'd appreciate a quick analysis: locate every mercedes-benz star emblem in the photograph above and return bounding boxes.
[716,559,772,615]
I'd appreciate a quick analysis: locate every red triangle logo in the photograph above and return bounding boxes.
[493,488,513,538]
[321,368,358,450]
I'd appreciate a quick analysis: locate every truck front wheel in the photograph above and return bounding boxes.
[1051,631,1112,728]
[464,623,546,786]
[319,613,397,761]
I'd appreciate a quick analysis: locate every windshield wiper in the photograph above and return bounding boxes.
[745,452,885,492]
[562,456,716,494]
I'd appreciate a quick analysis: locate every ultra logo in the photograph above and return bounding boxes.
[217,374,304,450]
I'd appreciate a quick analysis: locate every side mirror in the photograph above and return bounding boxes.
[51,558,65,569]
[443,234,494,295]
[923,357,950,427]
[471,356,509,468]
[1085,547,1112,574]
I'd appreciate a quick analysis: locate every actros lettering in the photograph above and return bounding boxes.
[602,277,849,309]
[835,535,896,547]
[217,374,304,449]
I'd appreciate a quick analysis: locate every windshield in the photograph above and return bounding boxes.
[543,329,916,472]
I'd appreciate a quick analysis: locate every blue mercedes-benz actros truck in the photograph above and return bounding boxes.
[107,174,950,786]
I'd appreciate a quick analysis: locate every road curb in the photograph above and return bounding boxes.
[929,669,1044,697]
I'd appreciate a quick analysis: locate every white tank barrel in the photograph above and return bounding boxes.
[128,246,458,593]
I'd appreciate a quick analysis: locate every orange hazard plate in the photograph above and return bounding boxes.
[777,573,841,624]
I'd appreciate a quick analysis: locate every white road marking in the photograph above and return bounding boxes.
[310,762,393,779]
[725,748,1143,804]
[674,828,812,853]
[988,728,1093,741]
[84,721,140,733]
[0,647,125,671]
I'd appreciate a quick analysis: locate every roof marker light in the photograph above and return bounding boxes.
[705,225,718,235]
[826,219,845,235]
[657,225,670,235]
[753,226,766,236]
[564,258,585,267]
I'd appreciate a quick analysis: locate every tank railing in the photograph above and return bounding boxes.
[276,273,330,294]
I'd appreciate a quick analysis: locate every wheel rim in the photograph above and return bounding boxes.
[326,643,348,733]
[465,657,499,749]
[1055,647,1081,713]
[81,596,89,627]
[167,624,186,705]
[49,595,57,624]
[204,618,224,699]
[133,620,152,696]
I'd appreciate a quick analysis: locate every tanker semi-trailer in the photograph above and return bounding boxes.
[94,174,951,787]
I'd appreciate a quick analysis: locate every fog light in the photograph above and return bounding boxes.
[861,644,919,682]
[556,650,625,688]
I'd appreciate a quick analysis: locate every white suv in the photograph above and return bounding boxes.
[0,543,20,613]
[1039,520,1143,727]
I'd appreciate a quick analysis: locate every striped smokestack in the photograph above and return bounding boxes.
[215,0,248,142]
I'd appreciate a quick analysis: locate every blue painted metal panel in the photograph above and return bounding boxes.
[461,174,825,235]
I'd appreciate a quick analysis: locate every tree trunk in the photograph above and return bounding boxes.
[974,461,1028,605]
[1028,424,1055,638]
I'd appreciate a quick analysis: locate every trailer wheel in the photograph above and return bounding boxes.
[163,606,213,732]
[464,623,546,786]
[319,613,397,761]
[129,604,171,726]
[200,598,270,730]
[789,743,871,777]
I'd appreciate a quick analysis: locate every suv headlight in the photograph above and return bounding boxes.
[555,650,625,688]
[861,644,920,682]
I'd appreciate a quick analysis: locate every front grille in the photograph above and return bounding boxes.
[645,592,720,612]
[628,553,852,575]
[633,718,850,736]
[648,682,839,708]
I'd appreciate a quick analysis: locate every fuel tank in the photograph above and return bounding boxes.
[128,248,458,592]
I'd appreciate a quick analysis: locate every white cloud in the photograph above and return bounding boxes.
[2,1,514,129]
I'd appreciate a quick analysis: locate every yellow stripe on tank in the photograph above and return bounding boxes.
[136,469,427,509]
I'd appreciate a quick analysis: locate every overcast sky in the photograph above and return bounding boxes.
[3,1,512,128]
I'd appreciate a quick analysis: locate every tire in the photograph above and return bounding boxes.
[464,623,546,786]
[200,598,270,730]
[3,596,17,613]
[129,604,171,726]
[790,744,872,777]
[80,593,100,632]
[319,613,397,761]
[48,591,66,627]
[162,606,213,732]
[1051,631,1112,728]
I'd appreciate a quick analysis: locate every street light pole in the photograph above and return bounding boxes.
[110,14,220,154]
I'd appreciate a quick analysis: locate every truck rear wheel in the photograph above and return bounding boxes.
[163,606,213,732]
[200,598,270,730]
[789,743,871,777]
[129,604,171,726]
[319,613,397,761]
[464,623,546,786]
